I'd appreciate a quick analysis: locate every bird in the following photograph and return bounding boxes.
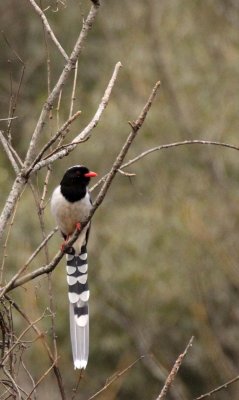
[51,165,97,369]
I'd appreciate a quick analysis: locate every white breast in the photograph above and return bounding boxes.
[51,186,92,236]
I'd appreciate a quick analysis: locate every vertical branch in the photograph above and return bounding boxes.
[155,337,194,400]
[69,60,78,118]
[25,3,100,167]
[4,80,161,290]
[28,0,69,61]
[0,2,100,242]
[0,193,23,285]
[5,295,66,399]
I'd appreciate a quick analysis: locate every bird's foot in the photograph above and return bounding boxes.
[76,222,81,231]
[61,237,75,255]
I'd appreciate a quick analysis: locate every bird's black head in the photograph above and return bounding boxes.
[60,165,97,202]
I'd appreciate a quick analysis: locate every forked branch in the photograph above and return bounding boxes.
[4,80,160,293]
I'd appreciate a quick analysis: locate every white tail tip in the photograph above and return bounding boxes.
[74,359,87,369]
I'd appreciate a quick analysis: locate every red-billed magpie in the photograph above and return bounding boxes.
[51,165,97,369]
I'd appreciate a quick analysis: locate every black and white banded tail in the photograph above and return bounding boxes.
[66,243,89,369]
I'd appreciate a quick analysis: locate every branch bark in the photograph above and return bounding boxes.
[0,2,100,242]
[28,0,69,61]
[155,337,194,400]
[3,80,160,293]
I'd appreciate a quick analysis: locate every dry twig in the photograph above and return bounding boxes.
[88,356,144,400]
[0,2,100,241]
[155,337,194,400]
[4,80,160,292]
[30,61,122,173]
[5,295,66,399]
[28,0,68,60]
[194,374,239,399]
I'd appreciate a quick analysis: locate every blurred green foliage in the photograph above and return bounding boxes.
[1,1,239,399]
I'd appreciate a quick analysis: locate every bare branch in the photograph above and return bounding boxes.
[121,139,239,170]
[69,60,78,118]
[1,313,46,365]
[2,366,21,399]
[194,374,239,400]
[5,80,160,291]
[117,169,136,177]
[25,3,100,167]
[0,117,18,122]
[28,0,69,61]
[90,139,239,193]
[28,110,81,176]
[0,228,57,298]
[5,295,66,399]
[31,61,122,173]
[0,2,100,241]
[25,359,58,400]
[88,356,144,400]
[155,337,194,400]
[0,131,19,173]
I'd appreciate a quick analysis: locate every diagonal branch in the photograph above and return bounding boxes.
[30,61,122,174]
[25,2,100,167]
[194,373,239,400]
[0,228,57,298]
[4,80,160,292]
[121,139,239,169]
[0,2,100,242]
[28,0,69,61]
[27,110,82,176]
[155,337,194,400]
[88,356,144,400]
[0,131,19,174]
[5,294,66,399]
[90,139,239,192]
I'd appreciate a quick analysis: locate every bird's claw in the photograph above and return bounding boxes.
[76,222,81,231]
[61,242,75,255]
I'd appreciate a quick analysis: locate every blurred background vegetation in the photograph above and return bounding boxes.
[1,0,239,399]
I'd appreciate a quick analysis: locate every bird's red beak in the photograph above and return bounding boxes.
[84,171,97,178]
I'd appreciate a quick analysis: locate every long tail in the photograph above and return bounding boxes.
[66,243,89,369]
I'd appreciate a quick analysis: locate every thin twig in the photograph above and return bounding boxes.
[21,359,37,400]
[27,110,82,176]
[0,131,19,173]
[194,374,239,399]
[121,139,239,169]
[155,337,194,400]
[5,295,66,400]
[3,366,21,400]
[1,313,46,365]
[69,60,78,118]
[71,370,84,400]
[2,31,25,141]
[0,117,18,122]
[0,228,57,297]
[5,80,160,291]
[25,359,58,400]
[117,169,136,177]
[0,2,100,241]
[56,90,62,129]
[28,0,69,60]
[88,356,145,400]
[90,139,239,193]
[31,61,122,173]
[25,2,100,167]
[0,192,23,286]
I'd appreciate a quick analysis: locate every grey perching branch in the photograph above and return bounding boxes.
[28,61,122,174]
[28,0,69,61]
[90,139,239,192]
[3,81,161,293]
[0,2,100,242]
